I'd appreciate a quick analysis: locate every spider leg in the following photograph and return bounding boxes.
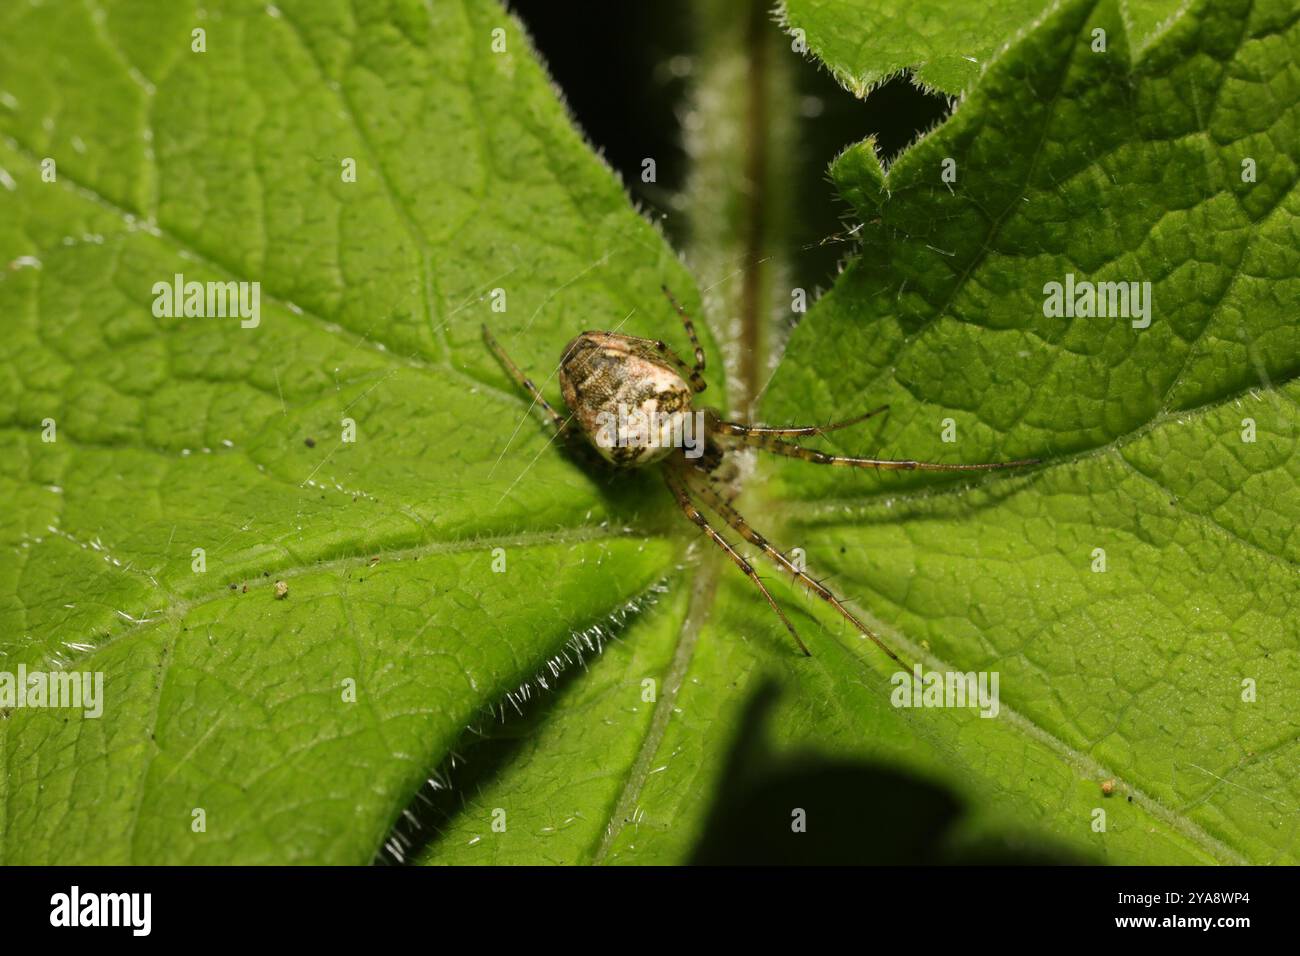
[660,285,707,379]
[482,325,569,434]
[648,337,707,394]
[664,465,810,656]
[719,428,1040,471]
[710,404,890,438]
[686,472,905,666]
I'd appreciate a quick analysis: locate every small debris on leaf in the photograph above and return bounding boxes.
[274,580,289,600]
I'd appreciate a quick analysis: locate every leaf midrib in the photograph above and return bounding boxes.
[590,548,722,863]
[30,525,656,674]
[779,570,1248,864]
[773,373,1300,578]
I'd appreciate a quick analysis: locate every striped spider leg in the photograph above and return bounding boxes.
[658,284,707,390]
[711,413,1041,472]
[482,324,572,436]
[679,461,904,664]
[663,462,811,656]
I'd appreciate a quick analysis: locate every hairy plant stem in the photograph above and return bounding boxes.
[683,0,796,418]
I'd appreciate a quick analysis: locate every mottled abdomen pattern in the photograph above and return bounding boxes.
[559,332,694,467]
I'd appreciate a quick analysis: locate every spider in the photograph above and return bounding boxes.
[483,287,1038,663]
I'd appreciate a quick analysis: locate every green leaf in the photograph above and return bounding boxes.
[741,0,1297,863]
[4,0,1297,867]
[429,0,1300,865]
[0,0,705,863]
[780,0,1190,95]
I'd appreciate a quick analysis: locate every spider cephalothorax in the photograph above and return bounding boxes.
[485,286,1037,661]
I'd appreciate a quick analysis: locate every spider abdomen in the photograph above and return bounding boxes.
[559,332,696,467]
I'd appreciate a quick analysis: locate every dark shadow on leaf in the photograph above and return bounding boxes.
[689,680,1092,865]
